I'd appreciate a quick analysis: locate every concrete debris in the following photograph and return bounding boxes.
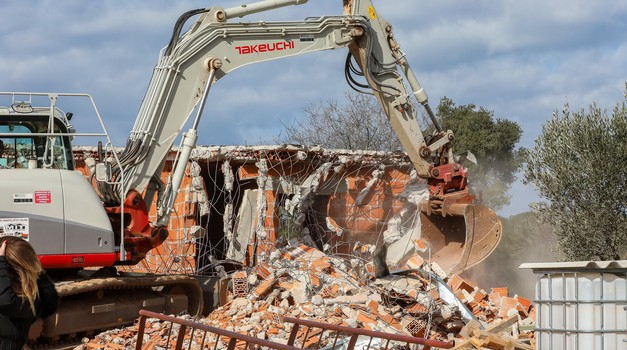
[79,243,536,349]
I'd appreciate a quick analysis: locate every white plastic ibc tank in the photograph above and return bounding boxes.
[521,261,627,350]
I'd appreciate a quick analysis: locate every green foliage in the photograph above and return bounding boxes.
[277,93,523,211]
[437,97,523,210]
[523,85,627,261]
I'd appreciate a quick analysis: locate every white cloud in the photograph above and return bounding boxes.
[0,0,625,214]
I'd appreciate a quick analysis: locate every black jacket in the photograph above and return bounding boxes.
[0,256,59,350]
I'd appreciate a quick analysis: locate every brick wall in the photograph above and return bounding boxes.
[73,146,415,275]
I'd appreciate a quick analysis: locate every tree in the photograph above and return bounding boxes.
[278,94,522,210]
[523,87,627,261]
[437,97,523,210]
[275,92,402,151]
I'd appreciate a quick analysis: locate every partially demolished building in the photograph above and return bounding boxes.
[73,145,536,349]
[75,145,420,276]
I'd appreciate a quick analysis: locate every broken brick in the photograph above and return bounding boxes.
[491,287,509,298]
[79,241,535,350]
[448,274,475,294]
[405,254,425,269]
[401,316,426,337]
[516,295,532,312]
[413,238,429,252]
[231,270,249,298]
[499,297,519,318]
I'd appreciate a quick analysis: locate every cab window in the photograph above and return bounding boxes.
[0,122,71,169]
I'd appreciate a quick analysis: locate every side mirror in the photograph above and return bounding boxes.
[94,162,111,182]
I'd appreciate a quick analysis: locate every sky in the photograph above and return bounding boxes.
[0,0,625,216]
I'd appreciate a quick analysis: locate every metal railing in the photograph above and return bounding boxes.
[284,316,454,350]
[134,310,455,350]
[135,310,302,350]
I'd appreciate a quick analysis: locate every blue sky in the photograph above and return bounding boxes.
[1,0,626,215]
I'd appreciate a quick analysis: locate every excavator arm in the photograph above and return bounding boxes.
[344,1,502,274]
[102,0,501,273]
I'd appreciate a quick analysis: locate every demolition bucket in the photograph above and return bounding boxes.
[419,203,502,275]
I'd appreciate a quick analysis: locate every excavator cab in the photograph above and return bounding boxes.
[0,115,74,170]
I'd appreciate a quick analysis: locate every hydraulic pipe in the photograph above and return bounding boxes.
[397,55,443,132]
[156,66,217,226]
[224,0,309,19]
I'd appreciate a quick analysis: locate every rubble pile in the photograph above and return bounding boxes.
[81,242,536,349]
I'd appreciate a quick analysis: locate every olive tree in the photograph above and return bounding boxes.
[523,87,627,260]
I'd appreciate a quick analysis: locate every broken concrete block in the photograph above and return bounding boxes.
[518,317,536,332]
[341,307,358,319]
[279,298,290,308]
[287,280,308,304]
[429,262,449,280]
[440,304,458,320]
[311,295,323,305]
[247,273,258,286]
[269,250,280,262]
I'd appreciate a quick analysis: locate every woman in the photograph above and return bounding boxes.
[0,237,59,350]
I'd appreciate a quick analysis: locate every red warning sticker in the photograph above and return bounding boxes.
[34,191,51,204]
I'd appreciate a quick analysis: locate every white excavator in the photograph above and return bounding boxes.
[0,0,501,340]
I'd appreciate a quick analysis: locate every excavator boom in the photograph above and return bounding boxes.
[0,0,502,340]
[93,0,501,272]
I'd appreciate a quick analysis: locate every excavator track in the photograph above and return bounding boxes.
[34,274,203,343]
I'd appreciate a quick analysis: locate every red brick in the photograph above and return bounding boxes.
[491,287,509,298]
[516,295,532,312]
[406,255,425,269]
[357,311,377,327]
[499,297,519,318]
[238,164,259,179]
[473,289,488,303]
[448,274,475,294]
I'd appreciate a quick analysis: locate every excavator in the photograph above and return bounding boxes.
[0,0,501,340]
